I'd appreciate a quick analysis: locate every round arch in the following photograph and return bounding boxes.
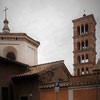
[2,46,17,60]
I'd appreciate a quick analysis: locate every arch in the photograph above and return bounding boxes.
[85,40,88,48]
[2,46,17,60]
[81,25,84,34]
[85,54,89,62]
[85,24,88,33]
[6,52,16,60]
[81,55,85,63]
[86,67,89,74]
[77,26,80,35]
[82,41,84,49]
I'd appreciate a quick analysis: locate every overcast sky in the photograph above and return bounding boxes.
[0,0,100,74]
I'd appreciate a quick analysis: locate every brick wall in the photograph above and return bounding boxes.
[40,88,68,100]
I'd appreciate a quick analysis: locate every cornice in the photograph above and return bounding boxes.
[73,48,97,54]
[0,33,40,47]
[73,32,96,40]
[40,80,100,89]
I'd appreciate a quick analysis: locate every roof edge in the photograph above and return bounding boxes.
[0,56,29,67]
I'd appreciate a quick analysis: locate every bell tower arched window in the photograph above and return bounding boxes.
[82,55,85,63]
[86,68,89,74]
[85,54,88,62]
[85,40,88,48]
[82,68,84,75]
[85,24,88,33]
[82,41,84,49]
[81,25,84,34]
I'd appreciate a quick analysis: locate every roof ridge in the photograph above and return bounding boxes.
[31,60,64,68]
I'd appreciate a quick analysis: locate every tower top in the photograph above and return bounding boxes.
[72,14,97,25]
[2,7,10,33]
[83,10,86,17]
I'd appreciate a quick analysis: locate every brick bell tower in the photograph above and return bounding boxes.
[72,14,97,76]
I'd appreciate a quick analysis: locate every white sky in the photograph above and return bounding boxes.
[0,0,100,74]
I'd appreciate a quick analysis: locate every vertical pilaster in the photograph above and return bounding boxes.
[68,89,73,100]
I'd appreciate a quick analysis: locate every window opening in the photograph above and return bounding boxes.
[82,68,84,75]
[81,25,84,34]
[86,68,89,74]
[85,40,88,48]
[6,52,16,60]
[81,55,85,63]
[85,24,88,33]
[82,41,84,49]
[20,96,28,100]
[2,87,9,100]
[85,54,88,62]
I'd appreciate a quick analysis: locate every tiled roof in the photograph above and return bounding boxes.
[40,74,100,89]
[69,74,100,86]
[12,60,71,78]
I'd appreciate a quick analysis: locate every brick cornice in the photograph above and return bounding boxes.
[73,32,96,40]
[73,48,97,54]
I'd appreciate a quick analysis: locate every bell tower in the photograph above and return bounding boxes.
[72,14,97,76]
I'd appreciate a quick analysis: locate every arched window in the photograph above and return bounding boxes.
[82,55,85,63]
[85,54,88,62]
[81,25,84,34]
[82,68,84,75]
[77,56,81,63]
[77,42,80,50]
[86,68,89,74]
[85,40,88,48]
[85,24,88,33]
[77,26,80,35]
[82,41,84,49]
[6,52,16,60]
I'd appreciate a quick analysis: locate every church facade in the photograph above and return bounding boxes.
[0,10,100,100]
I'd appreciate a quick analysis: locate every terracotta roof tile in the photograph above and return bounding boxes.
[40,74,100,89]
[12,60,66,78]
